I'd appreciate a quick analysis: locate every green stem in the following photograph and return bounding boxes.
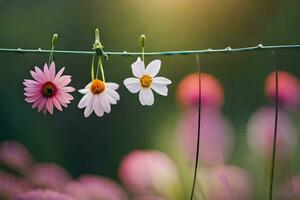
[48,46,54,65]
[98,56,106,82]
[91,54,95,80]
[142,47,145,62]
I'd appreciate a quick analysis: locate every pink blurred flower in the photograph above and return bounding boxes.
[278,176,300,199]
[178,106,234,165]
[247,106,298,159]
[133,195,165,200]
[198,165,252,200]
[0,171,32,199]
[28,163,71,191]
[14,189,75,200]
[0,141,34,173]
[119,150,181,198]
[64,175,128,200]
[265,70,300,108]
[176,73,224,109]
[23,62,75,114]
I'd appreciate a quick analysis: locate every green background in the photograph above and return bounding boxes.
[0,0,300,196]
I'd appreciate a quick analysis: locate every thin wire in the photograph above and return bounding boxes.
[190,54,202,200]
[1,44,300,56]
[269,50,279,200]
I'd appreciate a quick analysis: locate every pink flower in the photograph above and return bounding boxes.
[176,73,224,109]
[119,150,181,198]
[0,141,34,174]
[14,189,75,200]
[198,165,252,200]
[178,106,234,165]
[265,70,300,109]
[278,176,300,199]
[28,163,71,191]
[23,62,75,114]
[64,175,128,200]
[247,106,298,159]
[0,171,32,199]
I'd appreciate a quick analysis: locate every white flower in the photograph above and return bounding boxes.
[78,79,120,117]
[123,57,171,106]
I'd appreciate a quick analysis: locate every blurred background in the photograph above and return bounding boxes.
[1,0,300,199]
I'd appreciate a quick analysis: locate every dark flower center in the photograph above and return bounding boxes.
[42,81,57,97]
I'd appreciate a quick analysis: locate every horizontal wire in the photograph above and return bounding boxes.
[0,44,300,56]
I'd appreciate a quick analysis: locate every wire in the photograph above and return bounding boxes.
[1,44,300,56]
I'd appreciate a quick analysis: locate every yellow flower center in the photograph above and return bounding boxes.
[90,79,105,94]
[140,75,152,88]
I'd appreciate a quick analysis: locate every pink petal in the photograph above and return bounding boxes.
[49,62,56,81]
[58,92,74,101]
[43,63,51,80]
[54,67,65,82]
[52,97,63,111]
[32,98,43,109]
[54,76,71,88]
[30,70,44,83]
[38,99,47,112]
[23,80,40,87]
[24,86,41,93]
[46,99,54,114]
[34,67,47,82]
[61,86,75,93]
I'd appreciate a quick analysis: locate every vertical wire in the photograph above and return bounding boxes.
[269,50,279,200]
[190,54,202,200]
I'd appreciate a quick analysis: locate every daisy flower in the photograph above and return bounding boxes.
[123,57,172,106]
[77,79,120,117]
[23,62,75,114]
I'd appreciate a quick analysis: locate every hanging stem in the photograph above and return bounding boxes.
[48,34,58,65]
[268,50,279,200]
[190,54,202,200]
[98,56,106,82]
[140,34,146,62]
[91,53,95,80]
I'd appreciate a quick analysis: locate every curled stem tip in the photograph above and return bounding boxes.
[140,34,146,48]
[51,34,58,47]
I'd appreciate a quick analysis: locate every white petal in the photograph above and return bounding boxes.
[78,82,92,94]
[105,93,117,105]
[99,94,111,113]
[131,57,145,78]
[123,78,141,93]
[78,88,89,94]
[106,82,119,90]
[84,95,94,117]
[106,89,120,101]
[78,93,91,109]
[139,88,154,106]
[151,83,168,96]
[152,77,172,85]
[145,60,161,77]
[94,95,104,117]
